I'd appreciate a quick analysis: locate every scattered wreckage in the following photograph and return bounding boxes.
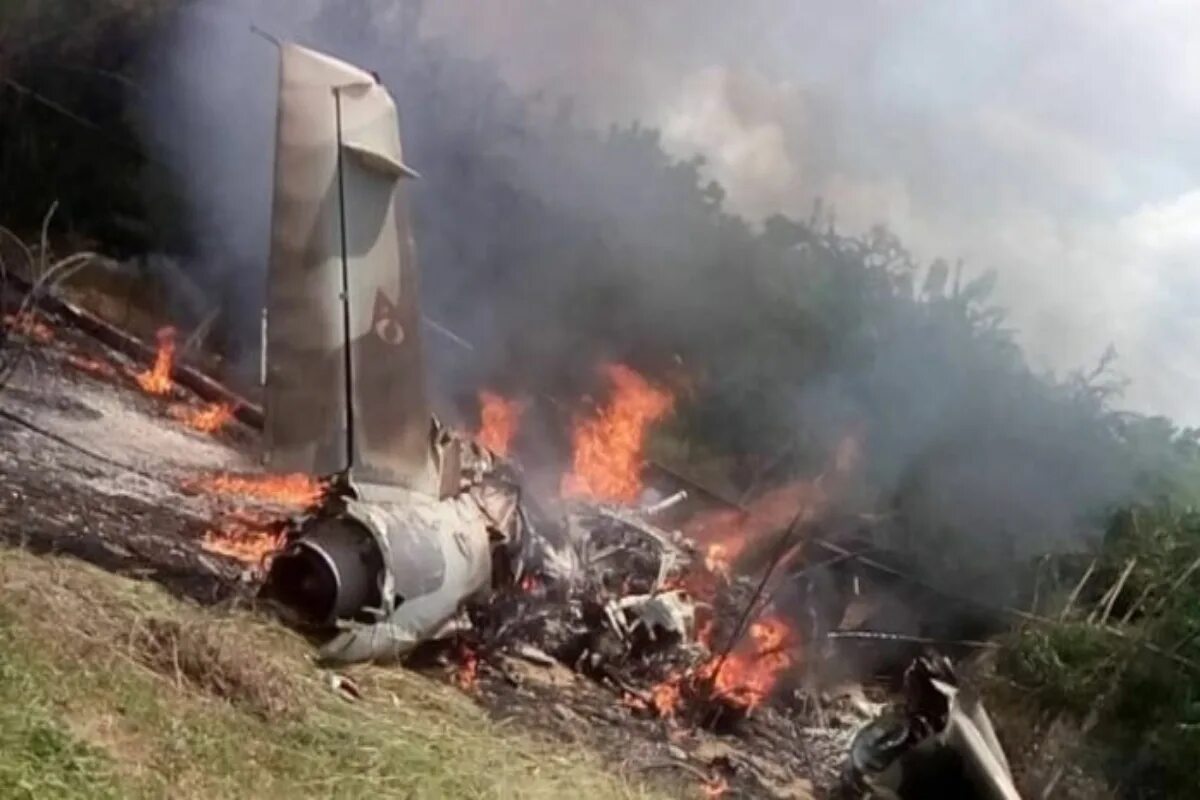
[218,40,1022,798]
[845,656,1021,800]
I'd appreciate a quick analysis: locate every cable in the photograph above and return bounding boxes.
[0,406,161,484]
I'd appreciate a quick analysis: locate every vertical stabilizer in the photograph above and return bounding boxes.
[264,43,433,492]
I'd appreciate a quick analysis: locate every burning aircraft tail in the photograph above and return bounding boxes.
[263,42,433,493]
[259,42,518,665]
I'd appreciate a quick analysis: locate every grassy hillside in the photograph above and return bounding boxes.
[0,546,660,800]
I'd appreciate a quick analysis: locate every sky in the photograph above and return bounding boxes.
[420,0,1200,425]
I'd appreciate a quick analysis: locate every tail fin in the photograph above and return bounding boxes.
[264,43,433,492]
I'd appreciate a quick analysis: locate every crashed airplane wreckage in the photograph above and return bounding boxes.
[244,42,1026,798]
[254,42,525,664]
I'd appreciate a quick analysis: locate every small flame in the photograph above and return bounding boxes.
[187,472,326,509]
[3,311,54,343]
[170,401,235,433]
[65,353,116,379]
[454,642,480,691]
[622,672,687,719]
[477,390,522,456]
[650,673,685,718]
[561,364,674,503]
[701,776,729,799]
[135,326,176,395]
[695,615,796,710]
[201,512,285,569]
[686,480,821,575]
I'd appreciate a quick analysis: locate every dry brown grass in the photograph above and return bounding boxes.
[0,546,667,800]
[123,616,298,720]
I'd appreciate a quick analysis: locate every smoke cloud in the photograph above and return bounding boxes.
[422,0,1200,426]
[141,0,1169,603]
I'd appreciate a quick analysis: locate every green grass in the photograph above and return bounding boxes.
[0,547,664,800]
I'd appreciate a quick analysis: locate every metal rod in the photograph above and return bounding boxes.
[333,87,356,471]
[704,509,806,697]
[826,630,999,650]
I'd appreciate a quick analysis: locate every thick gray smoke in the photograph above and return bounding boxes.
[142,0,1146,604]
[423,0,1200,428]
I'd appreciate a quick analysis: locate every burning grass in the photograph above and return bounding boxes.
[0,547,667,800]
[169,401,236,434]
[185,471,326,509]
[200,511,286,572]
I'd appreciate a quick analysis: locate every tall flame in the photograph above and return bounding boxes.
[561,364,674,503]
[477,390,522,457]
[136,326,176,395]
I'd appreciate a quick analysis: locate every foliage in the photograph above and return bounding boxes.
[999,498,1200,798]
[0,0,185,254]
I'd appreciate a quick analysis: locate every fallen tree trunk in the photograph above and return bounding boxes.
[5,270,265,430]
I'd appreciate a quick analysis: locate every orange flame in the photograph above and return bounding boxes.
[454,642,480,692]
[650,673,685,718]
[695,615,796,710]
[621,676,685,718]
[135,326,176,395]
[686,433,862,582]
[201,512,286,569]
[3,311,54,343]
[170,401,235,434]
[561,364,674,503]
[688,480,821,570]
[477,390,522,457]
[187,472,326,509]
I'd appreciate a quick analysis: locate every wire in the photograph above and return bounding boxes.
[0,407,160,483]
